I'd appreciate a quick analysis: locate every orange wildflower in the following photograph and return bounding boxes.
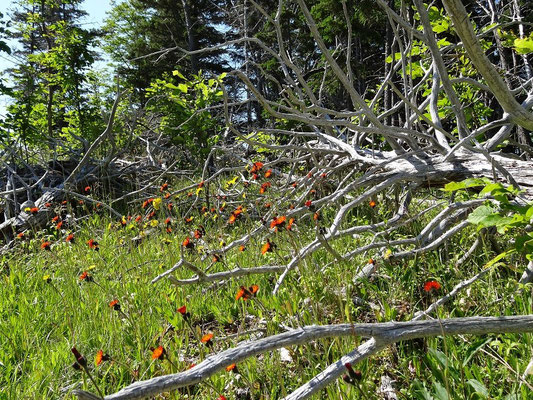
[235,284,259,300]
[201,333,214,345]
[250,161,264,173]
[182,237,194,249]
[259,182,271,194]
[95,350,110,366]
[423,280,441,292]
[270,215,286,230]
[109,299,120,310]
[261,240,274,255]
[287,218,295,231]
[226,363,237,372]
[87,239,99,250]
[151,345,165,360]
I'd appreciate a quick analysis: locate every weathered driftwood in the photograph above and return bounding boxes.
[73,315,533,400]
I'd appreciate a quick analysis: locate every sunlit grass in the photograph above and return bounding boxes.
[0,177,531,399]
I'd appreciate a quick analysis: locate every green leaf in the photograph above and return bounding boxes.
[479,182,504,196]
[514,37,533,54]
[172,70,185,79]
[178,83,188,93]
[467,205,496,225]
[432,382,449,400]
[443,178,489,191]
[467,379,489,398]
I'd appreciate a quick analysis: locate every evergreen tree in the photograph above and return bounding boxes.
[3,0,100,150]
[102,0,231,104]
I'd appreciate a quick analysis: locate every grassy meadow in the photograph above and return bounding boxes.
[0,175,531,400]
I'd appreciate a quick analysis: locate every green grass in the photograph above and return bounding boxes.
[0,180,531,400]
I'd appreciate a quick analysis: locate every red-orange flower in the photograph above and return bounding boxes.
[95,350,110,366]
[239,244,246,252]
[66,233,74,243]
[226,363,237,372]
[369,200,376,208]
[201,333,214,345]
[212,254,221,263]
[287,218,295,231]
[135,215,142,222]
[142,198,154,209]
[17,232,25,239]
[30,207,39,214]
[423,280,441,292]
[165,217,171,225]
[95,350,103,365]
[235,284,259,300]
[52,215,60,223]
[87,239,99,250]
[164,193,170,199]
[84,186,91,193]
[79,271,93,282]
[41,241,51,251]
[109,299,120,310]
[151,345,165,360]
[218,396,227,400]
[177,305,187,315]
[182,237,194,249]
[270,215,286,231]
[198,181,205,188]
[250,161,264,173]
[55,221,63,230]
[264,169,273,178]
[45,202,52,208]
[184,216,194,224]
[305,200,312,207]
[194,229,203,239]
[261,240,274,255]
[160,183,169,192]
[313,212,320,221]
[259,182,271,194]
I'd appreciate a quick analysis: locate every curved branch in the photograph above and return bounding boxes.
[73,316,533,400]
